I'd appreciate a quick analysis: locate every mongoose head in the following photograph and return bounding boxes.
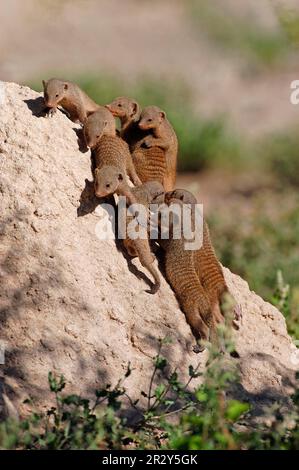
[84,107,116,149]
[138,106,166,131]
[42,78,69,108]
[164,189,197,205]
[105,97,141,122]
[94,165,125,198]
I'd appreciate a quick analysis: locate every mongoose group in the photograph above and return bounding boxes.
[42,78,238,350]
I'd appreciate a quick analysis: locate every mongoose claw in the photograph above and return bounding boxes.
[45,107,57,118]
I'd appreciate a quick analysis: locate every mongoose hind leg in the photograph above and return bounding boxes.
[181,300,211,351]
[211,299,225,324]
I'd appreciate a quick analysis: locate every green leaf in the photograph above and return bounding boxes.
[154,384,166,399]
[196,390,208,402]
[225,400,250,421]
[155,356,167,370]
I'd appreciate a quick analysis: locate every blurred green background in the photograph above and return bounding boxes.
[1,0,299,336]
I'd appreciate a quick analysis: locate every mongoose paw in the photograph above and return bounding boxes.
[46,107,57,118]
[143,136,153,148]
[146,281,160,295]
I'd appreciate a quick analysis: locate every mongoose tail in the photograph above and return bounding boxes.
[42,78,99,123]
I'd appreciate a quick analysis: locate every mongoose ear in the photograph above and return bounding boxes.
[131,102,141,121]
[160,111,166,119]
[118,173,123,181]
[64,83,68,91]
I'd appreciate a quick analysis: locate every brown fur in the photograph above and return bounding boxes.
[43,78,99,123]
[157,204,212,343]
[84,106,142,189]
[105,97,145,151]
[105,98,167,187]
[138,106,178,191]
[164,189,228,327]
[122,181,163,293]
[97,173,162,293]
[131,146,167,187]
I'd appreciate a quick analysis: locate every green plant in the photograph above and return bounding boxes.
[1,328,299,450]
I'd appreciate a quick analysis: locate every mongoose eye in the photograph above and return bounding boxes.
[180,195,184,201]
[147,118,152,122]
[106,183,110,188]
[96,135,100,139]
[118,103,122,107]
[118,174,123,181]
[55,93,59,98]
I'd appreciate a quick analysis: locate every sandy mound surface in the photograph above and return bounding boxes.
[0,82,297,417]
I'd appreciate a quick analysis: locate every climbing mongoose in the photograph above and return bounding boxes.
[106,99,174,191]
[43,78,99,123]
[138,106,178,191]
[96,167,162,293]
[105,97,145,150]
[84,106,142,188]
[163,189,229,327]
[152,195,212,344]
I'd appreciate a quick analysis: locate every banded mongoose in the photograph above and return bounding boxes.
[43,78,99,123]
[153,195,212,345]
[84,106,142,191]
[96,167,162,293]
[106,99,175,191]
[105,97,145,151]
[138,106,178,192]
[164,189,229,327]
